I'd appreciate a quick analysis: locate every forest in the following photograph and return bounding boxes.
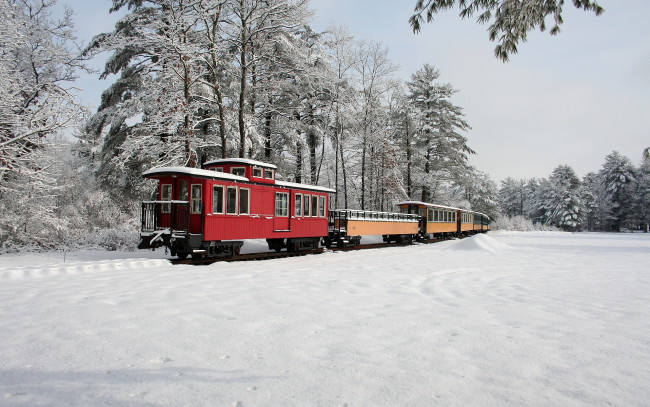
[1,0,648,252]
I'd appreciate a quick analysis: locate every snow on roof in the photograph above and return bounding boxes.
[143,166,249,182]
[397,201,461,211]
[203,158,277,169]
[275,180,336,194]
[397,200,490,219]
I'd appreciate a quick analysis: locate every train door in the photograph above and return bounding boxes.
[274,190,290,231]
[188,181,204,234]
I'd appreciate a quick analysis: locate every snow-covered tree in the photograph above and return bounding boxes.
[600,151,636,231]
[498,177,527,217]
[0,0,89,250]
[1,0,87,188]
[410,0,604,61]
[580,171,608,231]
[350,40,398,209]
[405,64,473,203]
[545,165,582,231]
[632,148,650,231]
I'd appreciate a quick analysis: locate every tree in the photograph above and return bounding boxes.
[546,165,582,231]
[498,177,527,217]
[633,147,650,231]
[1,0,88,250]
[351,40,397,209]
[580,171,607,231]
[410,0,604,61]
[600,151,636,231]
[1,0,87,186]
[405,64,472,203]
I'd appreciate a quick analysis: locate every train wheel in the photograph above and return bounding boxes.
[177,252,188,260]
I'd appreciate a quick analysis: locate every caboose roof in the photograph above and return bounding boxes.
[203,158,277,169]
[276,180,336,194]
[143,166,248,182]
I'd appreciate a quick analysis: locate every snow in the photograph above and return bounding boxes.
[143,167,249,182]
[1,231,649,406]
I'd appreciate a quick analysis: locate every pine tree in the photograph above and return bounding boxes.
[546,165,582,231]
[600,151,636,231]
[410,0,604,61]
[406,64,473,203]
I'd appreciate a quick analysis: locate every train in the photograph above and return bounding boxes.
[138,158,490,259]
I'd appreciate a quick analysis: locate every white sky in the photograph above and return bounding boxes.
[60,0,650,183]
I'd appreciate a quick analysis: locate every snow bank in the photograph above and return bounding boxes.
[447,233,512,253]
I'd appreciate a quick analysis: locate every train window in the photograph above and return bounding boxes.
[303,194,310,216]
[231,167,246,177]
[190,184,202,214]
[252,167,262,178]
[319,196,326,217]
[264,169,274,179]
[226,186,238,214]
[212,185,224,214]
[428,209,433,222]
[179,180,188,201]
[239,188,250,215]
[295,194,302,216]
[161,184,172,213]
[275,192,289,217]
[311,195,318,217]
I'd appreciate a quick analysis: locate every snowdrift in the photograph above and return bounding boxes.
[447,233,512,253]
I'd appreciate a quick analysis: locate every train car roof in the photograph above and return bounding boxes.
[143,166,249,182]
[398,200,490,219]
[397,201,461,211]
[276,180,336,194]
[203,158,277,169]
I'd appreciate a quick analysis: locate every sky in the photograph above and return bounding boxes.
[58,0,650,183]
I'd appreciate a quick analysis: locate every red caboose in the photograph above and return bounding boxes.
[138,158,335,258]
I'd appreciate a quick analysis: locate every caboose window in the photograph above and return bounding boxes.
[161,184,172,213]
[252,167,262,178]
[275,192,288,217]
[190,184,202,214]
[311,195,318,217]
[264,169,274,179]
[239,188,250,215]
[319,196,326,217]
[231,167,246,177]
[212,185,224,214]
[227,187,238,214]
[179,180,188,201]
[303,194,310,216]
[295,194,303,216]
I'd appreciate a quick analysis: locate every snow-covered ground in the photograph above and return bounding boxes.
[1,231,649,406]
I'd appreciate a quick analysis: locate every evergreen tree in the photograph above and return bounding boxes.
[546,165,582,231]
[410,0,604,61]
[600,151,636,231]
[406,64,473,203]
[498,177,526,217]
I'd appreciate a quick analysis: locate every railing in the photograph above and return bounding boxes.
[141,200,190,234]
[329,209,420,222]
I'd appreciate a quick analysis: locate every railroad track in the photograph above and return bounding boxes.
[169,235,465,265]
